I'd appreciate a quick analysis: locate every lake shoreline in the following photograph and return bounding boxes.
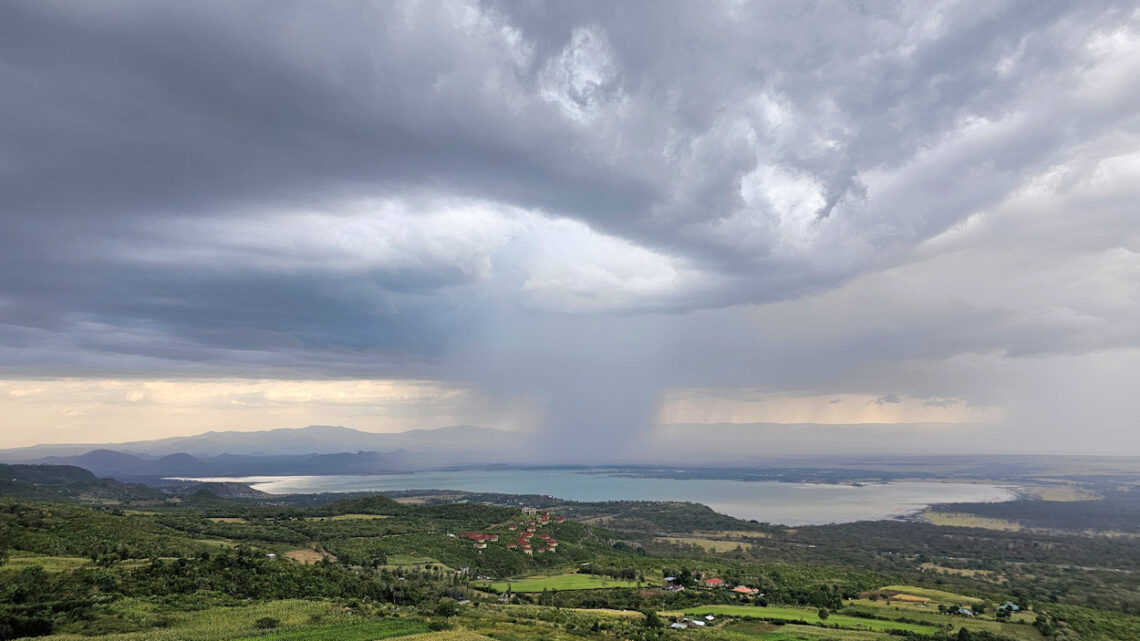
[171,467,1018,526]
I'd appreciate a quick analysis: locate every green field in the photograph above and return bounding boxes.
[385,554,441,566]
[481,573,642,592]
[682,605,940,635]
[0,554,90,572]
[306,513,392,521]
[879,584,983,604]
[845,601,1045,640]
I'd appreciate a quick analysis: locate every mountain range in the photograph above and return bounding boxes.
[0,424,534,458]
[0,425,538,479]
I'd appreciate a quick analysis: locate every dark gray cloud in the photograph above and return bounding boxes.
[1,1,1139,454]
[871,394,902,406]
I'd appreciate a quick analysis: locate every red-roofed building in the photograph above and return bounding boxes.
[705,578,725,588]
[457,532,498,546]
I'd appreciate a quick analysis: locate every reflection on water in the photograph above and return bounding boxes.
[174,469,1016,526]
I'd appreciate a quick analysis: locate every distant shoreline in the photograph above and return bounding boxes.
[167,467,1019,526]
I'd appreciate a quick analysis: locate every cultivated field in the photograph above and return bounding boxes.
[726,620,898,640]
[284,547,329,563]
[655,536,752,552]
[481,573,642,592]
[0,554,89,572]
[877,585,984,604]
[305,513,391,521]
[917,562,993,577]
[681,604,940,635]
[846,600,1045,640]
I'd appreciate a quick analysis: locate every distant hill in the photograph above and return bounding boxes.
[0,463,162,501]
[42,449,152,475]
[0,424,536,463]
[25,447,427,479]
[0,463,275,502]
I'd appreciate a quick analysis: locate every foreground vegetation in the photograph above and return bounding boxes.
[2,463,1139,641]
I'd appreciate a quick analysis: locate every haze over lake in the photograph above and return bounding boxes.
[177,469,1017,525]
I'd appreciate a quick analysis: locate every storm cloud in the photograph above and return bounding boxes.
[1,1,1139,456]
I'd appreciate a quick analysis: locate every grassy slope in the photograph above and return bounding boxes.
[879,585,983,604]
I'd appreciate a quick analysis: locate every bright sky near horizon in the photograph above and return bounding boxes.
[1,2,1138,456]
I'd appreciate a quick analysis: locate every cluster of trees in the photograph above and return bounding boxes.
[0,547,466,639]
[577,563,642,581]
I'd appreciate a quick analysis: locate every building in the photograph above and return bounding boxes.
[705,578,725,588]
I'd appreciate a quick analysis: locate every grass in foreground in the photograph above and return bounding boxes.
[40,599,416,641]
[229,618,429,641]
[681,604,940,635]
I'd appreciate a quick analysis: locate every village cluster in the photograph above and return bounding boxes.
[452,507,566,555]
[663,575,761,596]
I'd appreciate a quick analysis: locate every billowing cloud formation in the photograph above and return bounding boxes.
[1,1,1138,455]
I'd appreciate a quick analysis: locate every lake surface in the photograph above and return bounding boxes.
[178,469,1017,525]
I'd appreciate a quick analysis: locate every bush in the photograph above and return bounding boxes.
[254,617,280,629]
[436,597,459,617]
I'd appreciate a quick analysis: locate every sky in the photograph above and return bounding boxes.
[1,1,1139,457]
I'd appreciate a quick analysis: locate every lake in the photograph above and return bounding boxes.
[176,468,1017,525]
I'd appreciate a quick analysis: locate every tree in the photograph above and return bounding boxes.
[679,568,694,587]
[643,611,663,629]
[818,608,830,621]
[436,597,458,617]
